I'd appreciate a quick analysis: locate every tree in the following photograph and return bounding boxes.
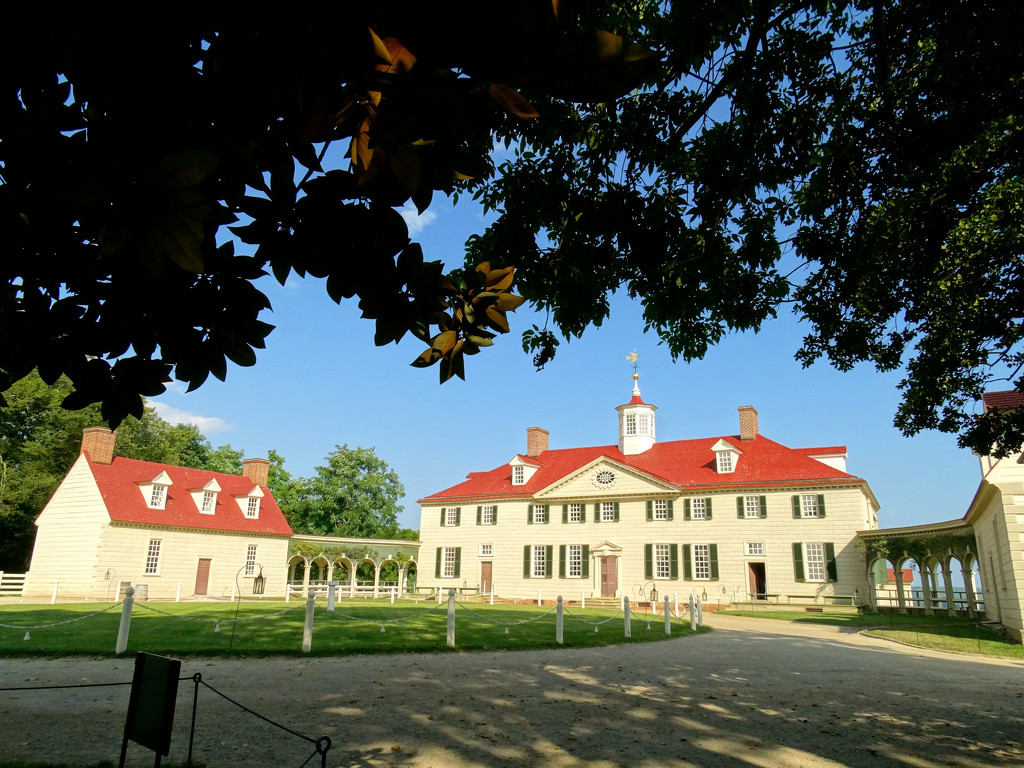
[286,445,405,539]
[2,2,1021,454]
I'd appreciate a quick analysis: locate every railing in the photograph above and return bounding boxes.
[873,588,984,612]
[285,580,402,599]
[0,572,27,597]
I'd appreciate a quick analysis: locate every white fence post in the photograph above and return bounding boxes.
[302,588,316,653]
[490,585,494,606]
[437,588,442,605]
[391,587,396,604]
[176,583,181,602]
[115,587,134,654]
[689,594,696,632]
[230,582,236,601]
[581,590,585,610]
[537,590,541,607]
[327,581,337,612]
[50,580,59,605]
[620,594,625,612]
[624,595,631,638]
[673,592,678,619]
[664,596,671,634]
[447,589,456,648]
[556,596,564,644]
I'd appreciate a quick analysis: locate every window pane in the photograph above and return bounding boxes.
[443,547,456,577]
[245,544,257,575]
[569,503,581,523]
[145,539,161,574]
[532,545,546,577]
[691,498,706,519]
[694,544,710,579]
[568,544,582,577]
[654,500,668,520]
[805,543,826,581]
[745,496,760,518]
[655,544,670,578]
[801,495,818,517]
[601,502,615,521]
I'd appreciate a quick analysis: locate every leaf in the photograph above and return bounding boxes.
[489,84,539,119]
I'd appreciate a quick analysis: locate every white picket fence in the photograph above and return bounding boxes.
[0,571,27,596]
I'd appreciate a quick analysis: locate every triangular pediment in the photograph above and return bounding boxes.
[591,541,623,555]
[535,456,676,500]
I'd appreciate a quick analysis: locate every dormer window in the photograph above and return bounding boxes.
[190,478,222,515]
[235,485,264,519]
[717,451,734,473]
[150,484,167,509]
[711,439,740,474]
[201,491,216,514]
[513,466,525,485]
[246,496,260,519]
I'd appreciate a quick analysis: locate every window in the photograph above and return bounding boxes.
[480,544,493,557]
[149,485,167,509]
[245,544,257,575]
[793,494,826,518]
[654,544,671,578]
[693,544,711,580]
[513,466,525,485]
[532,545,546,577]
[645,543,679,579]
[625,413,637,435]
[201,491,216,514]
[601,502,616,522]
[804,543,826,581]
[246,496,260,519]
[687,497,710,520]
[716,451,734,473]
[564,503,582,523]
[594,470,616,487]
[529,504,548,524]
[567,545,582,577]
[653,500,668,520]
[793,542,836,583]
[682,543,718,581]
[435,547,461,578]
[478,505,495,525]
[144,539,161,575]
[746,542,765,557]
[737,495,766,519]
[442,507,460,527]
[639,413,649,435]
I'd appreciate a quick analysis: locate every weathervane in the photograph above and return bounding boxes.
[626,349,640,375]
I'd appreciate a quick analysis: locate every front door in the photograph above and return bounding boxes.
[481,562,492,594]
[601,557,617,597]
[195,558,212,595]
[748,562,767,599]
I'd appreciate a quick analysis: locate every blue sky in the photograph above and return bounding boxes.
[151,195,982,533]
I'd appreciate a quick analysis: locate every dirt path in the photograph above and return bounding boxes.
[2,614,1023,767]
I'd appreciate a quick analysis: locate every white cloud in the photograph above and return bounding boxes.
[400,203,438,236]
[151,402,233,435]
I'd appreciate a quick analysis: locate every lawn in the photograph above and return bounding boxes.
[0,598,707,657]
[718,609,1024,658]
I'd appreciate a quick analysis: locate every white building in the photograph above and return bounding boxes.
[419,376,880,604]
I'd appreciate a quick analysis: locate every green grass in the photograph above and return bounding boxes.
[0,599,707,657]
[717,609,1024,658]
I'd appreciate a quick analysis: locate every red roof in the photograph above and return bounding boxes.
[983,390,1024,411]
[420,434,859,503]
[86,455,293,536]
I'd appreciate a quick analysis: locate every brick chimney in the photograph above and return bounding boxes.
[242,458,270,487]
[738,406,759,441]
[526,427,549,457]
[81,427,117,464]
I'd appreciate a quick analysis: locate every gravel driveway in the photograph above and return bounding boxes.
[2,613,1023,767]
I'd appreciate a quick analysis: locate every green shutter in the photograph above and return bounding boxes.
[667,500,674,521]
[562,505,568,524]
[793,543,805,582]
[527,506,533,525]
[670,544,679,579]
[683,544,693,580]
[559,545,566,578]
[646,501,653,521]
[613,502,620,522]
[705,497,714,520]
[545,545,553,578]
[792,495,801,518]
[455,507,461,526]
[453,548,461,578]
[543,504,550,524]
[684,498,691,520]
[825,542,837,582]
[524,546,531,577]
[493,506,498,524]
[709,544,719,580]
[476,506,482,525]
[737,497,745,519]
[440,509,445,527]
[760,496,768,519]
[581,545,590,578]
[435,547,442,578]
[817,495,827,518]
[594,503,601,523]
[644,544,653,580]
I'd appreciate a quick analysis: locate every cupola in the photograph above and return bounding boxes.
[615,373,657,455]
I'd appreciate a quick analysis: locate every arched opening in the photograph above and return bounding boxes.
[333,560,350,586]
[379,559,400,590]
[405,560,419,594]
[356,559,376,596]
